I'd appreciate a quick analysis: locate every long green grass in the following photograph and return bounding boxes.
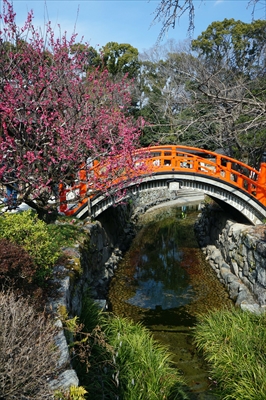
[104,316,188,400]
[67,296,188,399]
[193,307,266,399]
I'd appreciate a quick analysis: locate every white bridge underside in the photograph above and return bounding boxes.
[76,172,266,225]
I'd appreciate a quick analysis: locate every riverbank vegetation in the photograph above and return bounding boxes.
[4,209,266,399]
[0,211,88,399]
[0,290,60,399]
[0,210,83,294]
[194,307,266,399]
[0,211,188,399]
[1,207,266,399]
[63,293,188,400]
[105,316,188,400]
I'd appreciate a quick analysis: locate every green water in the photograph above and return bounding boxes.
[108,205,232,399]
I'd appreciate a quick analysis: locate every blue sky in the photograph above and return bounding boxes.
[9,0,266,53]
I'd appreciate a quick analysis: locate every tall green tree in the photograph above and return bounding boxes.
[101,42,140,79]
[138,23,266,166]
[191,19,266,76]
[137,40,195,146]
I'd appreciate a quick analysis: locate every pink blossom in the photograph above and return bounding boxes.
[0,0,144,215]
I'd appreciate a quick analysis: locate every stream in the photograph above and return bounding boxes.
[108,204,233,399]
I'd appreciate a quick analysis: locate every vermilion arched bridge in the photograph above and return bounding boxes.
[59,145,266,225]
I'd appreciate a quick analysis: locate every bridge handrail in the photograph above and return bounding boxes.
[59,145,266,215]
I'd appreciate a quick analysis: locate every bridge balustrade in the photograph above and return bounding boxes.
[59,145,266,217]
[145,146,264,203]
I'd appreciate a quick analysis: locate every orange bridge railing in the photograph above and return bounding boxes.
[59,145,266,216]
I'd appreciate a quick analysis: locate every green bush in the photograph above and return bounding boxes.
[194,307,266,399]
[0,210,60,283]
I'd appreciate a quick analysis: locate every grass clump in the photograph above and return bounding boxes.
[194,307,266,399]
[104,316,188,400]
[63,294,188,400]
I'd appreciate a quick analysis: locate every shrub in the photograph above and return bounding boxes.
[54,385,88,400]
[0,238,36,288]
[0,210,60,283]
[0,290,60,399]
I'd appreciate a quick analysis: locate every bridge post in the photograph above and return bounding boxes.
[79,168,87,201]
[258,164,266,184]
[257,154,266,185]
[225,161,232,181]
[256,158,266,207]
[59,183,68,213]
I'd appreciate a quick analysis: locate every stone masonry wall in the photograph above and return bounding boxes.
[194,204,266,313]
[48,204,135,392]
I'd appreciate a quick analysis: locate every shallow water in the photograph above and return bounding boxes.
[108,206,232,399]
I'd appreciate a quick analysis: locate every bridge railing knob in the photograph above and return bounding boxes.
[261,152,266,164]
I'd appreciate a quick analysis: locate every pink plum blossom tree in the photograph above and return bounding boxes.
[0,0,143,220]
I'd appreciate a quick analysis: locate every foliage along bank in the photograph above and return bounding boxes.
[194,307,266,400]
[0,208,189,399]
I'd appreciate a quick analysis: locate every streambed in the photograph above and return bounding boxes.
[108,205,233,399]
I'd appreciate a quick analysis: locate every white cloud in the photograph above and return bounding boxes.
[214,0,225,6]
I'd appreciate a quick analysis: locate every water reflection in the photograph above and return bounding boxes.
[126,223,194,309]
[127,279,194,309]
[108,206,232,398]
